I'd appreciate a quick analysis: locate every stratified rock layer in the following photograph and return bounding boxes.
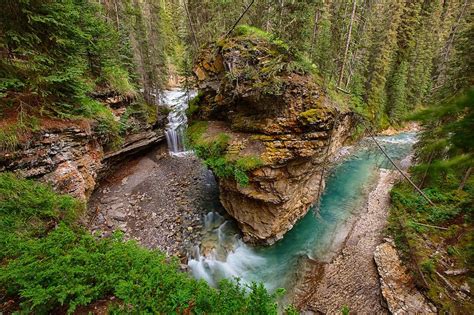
[0,123,164,201]
[0,96,166,201]
[192,31,354,244]
[374,240,437,314]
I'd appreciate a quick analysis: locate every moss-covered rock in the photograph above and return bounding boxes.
[191,26,355,245]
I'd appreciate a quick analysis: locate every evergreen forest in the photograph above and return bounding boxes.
[0,0,472,313]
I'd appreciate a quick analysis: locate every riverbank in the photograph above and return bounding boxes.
[294,169,400,313]
[87,144,220,260]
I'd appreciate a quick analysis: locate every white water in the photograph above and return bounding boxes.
[188,132,418,291]
[188,212,266,288]
[162,89,196,156]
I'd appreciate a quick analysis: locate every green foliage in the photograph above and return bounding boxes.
[235,156,264,171]
[0,174,285,314]
[341,305,350,315]
[102,65,137,97]
[80,99,121,148]
[0,0,144,146]
[233,25,290,52]
[388,182,473,312]
[0,173,82,257]
[299,108,330,125]
[420,259,435,275]
[185,91,203,118]
[222,25,316,96]
[0,108,41,150]
[119,101,158,135]
[186,122,263,186]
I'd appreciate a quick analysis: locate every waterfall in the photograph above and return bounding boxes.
[162,89,196,156]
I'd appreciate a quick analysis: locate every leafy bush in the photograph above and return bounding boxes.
[186,123,263,186]
[388,178,473,312]
[0,174,287,314]
[185,92,203,118]
[80,99,121,148]
[420,259,435,275]
[102,65,137,97]
[0,0,137,146]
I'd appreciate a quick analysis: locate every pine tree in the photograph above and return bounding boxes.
[364,0,403,126]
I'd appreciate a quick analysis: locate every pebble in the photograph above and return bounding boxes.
[87,151,218,257]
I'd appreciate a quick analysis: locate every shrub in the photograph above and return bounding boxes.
[186,123,263,186]
[185,92,203,118]
[102,65,137,97]
[80,99,121,147]
[0,174,286,314]
[420,259,435,274]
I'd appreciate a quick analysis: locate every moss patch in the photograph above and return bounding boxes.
[186,92,203,118]
[387,182,473,313]
[186,122,263,186]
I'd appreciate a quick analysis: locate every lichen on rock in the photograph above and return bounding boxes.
[191,26,355,244]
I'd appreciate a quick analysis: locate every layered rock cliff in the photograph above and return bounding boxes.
[190,28,355,244]
[0,95,166,201]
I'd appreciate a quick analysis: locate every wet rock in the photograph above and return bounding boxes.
[374,240,437,314]
[97,213,105,224]
[0,120,166,201]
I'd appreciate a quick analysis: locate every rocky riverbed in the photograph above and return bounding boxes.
[293,169,409,313]
[87,144,222,261]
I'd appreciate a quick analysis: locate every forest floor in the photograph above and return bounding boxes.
[294,169,401,314]
[87,144,221,264]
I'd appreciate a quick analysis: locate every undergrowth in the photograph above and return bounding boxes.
[185,91,203,118]
[218,25,316,96]
[387,181,473,313]
[0,109,40,151]
[0,173,290,314]
[186,121,263,186]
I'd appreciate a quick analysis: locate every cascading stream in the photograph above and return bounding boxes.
[188,132,418,291]
[162,89,196,156]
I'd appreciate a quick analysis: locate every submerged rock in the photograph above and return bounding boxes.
[374,240,437,314]
[191,28,355,244]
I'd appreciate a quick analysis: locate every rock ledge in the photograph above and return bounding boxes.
[374,239,437,314]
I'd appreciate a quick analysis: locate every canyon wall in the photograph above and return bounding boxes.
[0,98,166,201]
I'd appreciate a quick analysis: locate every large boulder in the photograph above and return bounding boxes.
[191,27,355,244]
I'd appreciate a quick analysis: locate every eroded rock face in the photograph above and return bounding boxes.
[192,32,354,244]
[374,240,437,314]
[1,118,165,201]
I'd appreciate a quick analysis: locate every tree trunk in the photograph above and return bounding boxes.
[459,166,472,190]
[338,0,357,87]
[113,0,120,31]
[419,151,434,188]
[434,0,468,88]
[309,6,321,59]
[184,0,199,49]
